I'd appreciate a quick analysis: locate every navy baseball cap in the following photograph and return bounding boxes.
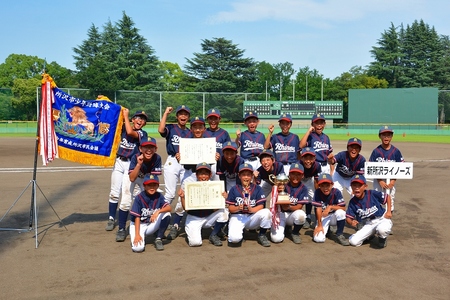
[289,163,304,174]
[222,141,238,152]
[207,108,221,118]
[244,111,258,121]
[279,113,292,123]
[351,174,367,185]
[133,110,148,121]
[190,116,205,125]
[347,137,362,147]
[176,105,191,114]
[196,162,211,172]
[379,126,394,135]
[141,137,157,147]
[311,113,325,123]
[238,163,253,173]
[301,147,316,157]
[317,173,333,184]
[143,174,159,185]
[258,149,274,159]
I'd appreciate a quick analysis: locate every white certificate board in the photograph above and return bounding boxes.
[184,181,225,210]
[364,162,413,179]
[179,137,216,165]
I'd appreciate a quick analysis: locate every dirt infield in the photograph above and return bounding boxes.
[0,137,449,299]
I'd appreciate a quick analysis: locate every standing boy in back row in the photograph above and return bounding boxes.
[369,126,404,212]
[300,113,333,175]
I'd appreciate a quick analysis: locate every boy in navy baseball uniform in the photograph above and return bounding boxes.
[113,137,163,242]
[158,105,191,237]
[270,163,309,244]
[254,149,285,208]
[203,108,231,180]
[226,163,272,247]
[179,162,228,247]
[264,113,300,175]
[312,173,349,246]
[158,105,191,203]
[129,174,171,252]
[298,147,322,229]
[328,137,366,198]
[106,109,148,232]
[235,111,265,170]
[346,175,393,248]
[216,141,245,192]
[300,113,333,175]
[169,116,220,240]
[369,126,404,212]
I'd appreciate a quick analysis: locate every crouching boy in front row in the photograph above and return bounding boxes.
[346,174,393,248]
[130,174,172,252]
[179,162,228,247]
[226,163,272,247]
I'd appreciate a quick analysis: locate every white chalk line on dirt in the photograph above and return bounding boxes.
[0,166,112,173]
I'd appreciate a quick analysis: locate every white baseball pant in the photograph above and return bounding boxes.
[270,210,306,243]
[349,216,392,247]
[185,209,228,247]
[129,211,171,252]
[109,158,130,205]
[313,209,346,243]
[163,155,185,204]
[373,180,396,211]
[228,208,272,243]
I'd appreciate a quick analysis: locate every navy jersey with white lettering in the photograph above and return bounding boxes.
[116,126,147,158]
[269,132,300,164]
[255,162,285,185]
[282,183,310,211]
[306,132,333,163]
[216,155,245,185]
[312,188,345,211]
[369,145,404,163]
[346,190,387,222]
[334,151,366,178]
[238,130,266,159]
[160,124,192,156]
[129,153,162,177]
[203,128,231,155]
[226,184,266,214]
[299,160,322,179]
[130,191,168,224]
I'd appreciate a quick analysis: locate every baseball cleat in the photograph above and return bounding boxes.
[115,228,127,242]
[378,237,387,248]
[291,234,302,244]
[257,235,271,247]
[154,238,164,251]
[105,219,115,231]
[209,234,223,246]
[336,234,350,246]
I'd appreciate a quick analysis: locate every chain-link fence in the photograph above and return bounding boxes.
[0,88,13,120]
[54,88,264,123]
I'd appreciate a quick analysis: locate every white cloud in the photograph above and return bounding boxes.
[207,0,424,27]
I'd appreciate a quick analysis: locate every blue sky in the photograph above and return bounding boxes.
[2,0,449,80]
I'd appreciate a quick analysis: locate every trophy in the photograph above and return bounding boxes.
[268,174,291,205]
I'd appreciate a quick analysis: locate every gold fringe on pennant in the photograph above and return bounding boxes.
[57,107,125,167]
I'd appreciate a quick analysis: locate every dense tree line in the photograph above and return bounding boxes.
[0,12,448,122]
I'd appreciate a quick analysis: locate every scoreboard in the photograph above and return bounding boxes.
[243,101,343,119]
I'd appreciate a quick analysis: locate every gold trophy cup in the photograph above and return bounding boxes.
[268,174,291,205]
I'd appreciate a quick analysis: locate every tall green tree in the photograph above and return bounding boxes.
[0,54,44,87]
[184,37,256,92]
[73,12,162,96]
[248,61,278,99]
[11,78,41,120]
[158,61,184,91]
[369,23,404,88]
[400,20,441,87]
